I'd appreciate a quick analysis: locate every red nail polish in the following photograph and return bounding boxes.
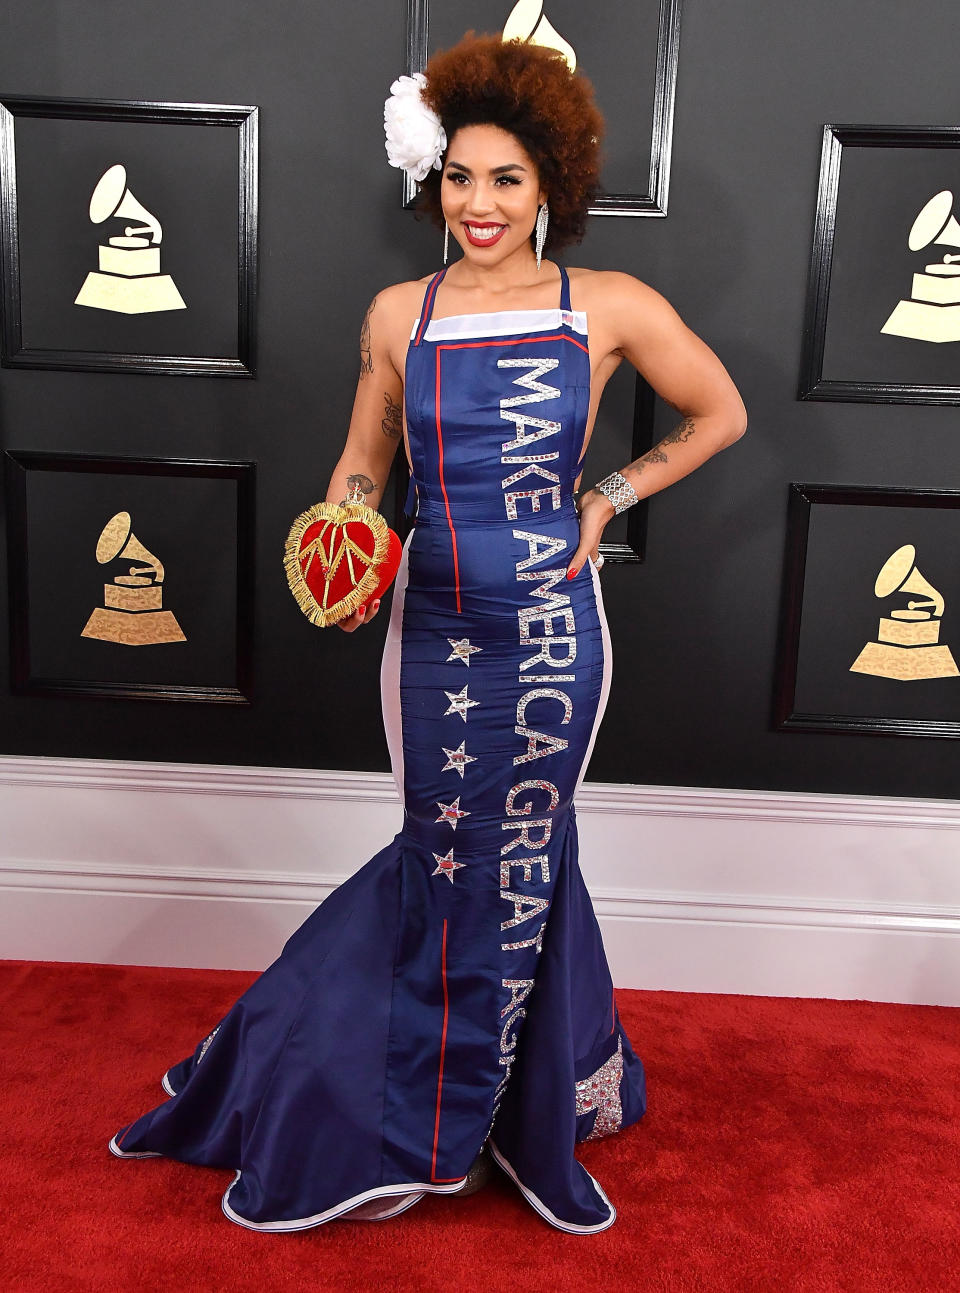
[566,567,578,581]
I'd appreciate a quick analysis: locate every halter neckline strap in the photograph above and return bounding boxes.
[414,263,573,345]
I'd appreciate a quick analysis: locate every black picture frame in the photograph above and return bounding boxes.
[594,374,653,564]
[773,482,960,739]
[400,0,682,217]
[0,96,258,377]
[386,373,653,563]
[4,450,256,703]
[799,124,960,405]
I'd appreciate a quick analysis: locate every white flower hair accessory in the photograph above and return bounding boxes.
[383,72,447,183]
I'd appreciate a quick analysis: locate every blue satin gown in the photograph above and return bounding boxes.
[109,263,647,1234]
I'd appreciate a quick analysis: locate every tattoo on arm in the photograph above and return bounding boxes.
[382,391,402,439]
[622,416,696,474]
[359,298,376,378]
[661,415,697,446]
[340,472,377,505]
[620,444,666,478]
[579,415,699,512]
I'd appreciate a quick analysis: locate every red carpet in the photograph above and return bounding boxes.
[2,958,957,1292]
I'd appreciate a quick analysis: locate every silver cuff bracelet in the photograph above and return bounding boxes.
[594,470,640,514]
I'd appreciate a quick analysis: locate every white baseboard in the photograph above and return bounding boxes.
[2,754,959,1006]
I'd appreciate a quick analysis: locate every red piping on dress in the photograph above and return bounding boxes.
[415,272,443,347]
[439,333,588,356]
[434,354,463,613]
[431,917,463,1183]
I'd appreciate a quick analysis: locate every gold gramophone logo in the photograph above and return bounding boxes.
[502,0,577,70]
[74,164,186,315]
[881,191,960,343]
[81,512,186,647]
[849,544,958,681]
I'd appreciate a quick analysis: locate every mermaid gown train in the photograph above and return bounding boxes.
[109,264,647,1234]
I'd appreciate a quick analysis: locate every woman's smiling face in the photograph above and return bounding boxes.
[441,124,546,266]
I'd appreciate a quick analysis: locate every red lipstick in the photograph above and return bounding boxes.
[463,222,507,248]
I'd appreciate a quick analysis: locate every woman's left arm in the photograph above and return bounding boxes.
[567,273,747,579]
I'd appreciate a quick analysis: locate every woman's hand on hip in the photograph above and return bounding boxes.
[566,489,615,580]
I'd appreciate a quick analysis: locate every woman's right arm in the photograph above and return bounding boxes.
[327,288,408,632]
[326,291,406,512]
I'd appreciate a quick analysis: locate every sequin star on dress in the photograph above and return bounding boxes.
[109,265,647,1234]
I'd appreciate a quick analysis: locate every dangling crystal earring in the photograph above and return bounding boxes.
[443,220,450,265]
[535,202,549,271]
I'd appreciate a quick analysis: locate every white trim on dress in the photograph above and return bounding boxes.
[410,308,588,342]
[488,1140,617,1234]
[574,556,613,796]
[108,1134,161,1159]
[109,1132,615,1234]
[379,530,413,802]
[219,1171,466,1231]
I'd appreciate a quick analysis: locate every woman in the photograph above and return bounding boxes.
[109,34,746,1234]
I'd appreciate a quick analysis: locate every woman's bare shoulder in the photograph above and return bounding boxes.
[364,275,435,337]
[566,268,685,352]
[566,266,672,311]
[370,275,435,314]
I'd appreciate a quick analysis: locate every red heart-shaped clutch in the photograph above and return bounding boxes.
[284,500,402,627]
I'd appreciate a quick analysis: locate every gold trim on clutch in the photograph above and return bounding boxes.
[284,501,392,628]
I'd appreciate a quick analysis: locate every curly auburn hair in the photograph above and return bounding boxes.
[417,33,604,253]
